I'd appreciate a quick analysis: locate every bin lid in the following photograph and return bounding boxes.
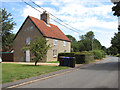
[64,57,70,58]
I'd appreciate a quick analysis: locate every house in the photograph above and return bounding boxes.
[13,11,71,62]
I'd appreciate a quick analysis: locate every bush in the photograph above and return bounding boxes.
[58,51,94,64]
[91,50,105,59]
[75,52,94,64]
[58,52,75,57]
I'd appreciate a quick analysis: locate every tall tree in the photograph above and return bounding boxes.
[66,35,76,43]
[112,1,120,17]
[79,31,102,51]
[1,8,16,52]
[66,35,78,52]
[79,31,95,51]
[111,32,120,53]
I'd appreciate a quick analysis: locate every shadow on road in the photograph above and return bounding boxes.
[77,57,119,71]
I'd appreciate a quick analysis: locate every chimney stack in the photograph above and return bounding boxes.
[41,11,49,24]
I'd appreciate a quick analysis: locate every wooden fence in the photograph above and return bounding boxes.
[2,53,13,62]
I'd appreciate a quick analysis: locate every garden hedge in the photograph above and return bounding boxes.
[58,51,94,64]
[91,50,106,59]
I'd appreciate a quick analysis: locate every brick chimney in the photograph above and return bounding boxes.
[41,11,49,24]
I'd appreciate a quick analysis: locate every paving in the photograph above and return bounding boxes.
[2,62,59,66]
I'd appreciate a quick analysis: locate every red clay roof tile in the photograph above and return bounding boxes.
[29,16,70,42]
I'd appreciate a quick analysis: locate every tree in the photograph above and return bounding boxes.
[23,37,50,66]
[107,46,118,55]
[101,46,106,53]
[111,32,120,53]
[79,31,103,51]
[93,39,102,50]
[66,35,78,52]
[1,8,16,51]
[66,35,76,43]
[85,31,94,40]
[79,39,92,51]
[112,1,120,17]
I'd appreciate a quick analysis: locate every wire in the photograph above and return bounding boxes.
[22,0,42,13]
[22,0,81,34]
[29,0,84,33]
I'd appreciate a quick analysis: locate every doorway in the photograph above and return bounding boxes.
[26,50,30,62]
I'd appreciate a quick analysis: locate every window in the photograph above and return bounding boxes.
[54,40,57,45]
[64,50,66,52]
[53,50,57,57]
[63,41,66,46]
[26,37,30,45]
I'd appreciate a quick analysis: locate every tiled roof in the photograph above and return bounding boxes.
[29,16,70,42]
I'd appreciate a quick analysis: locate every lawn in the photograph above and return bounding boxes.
[2,63,69,84]
[46,61,59,63]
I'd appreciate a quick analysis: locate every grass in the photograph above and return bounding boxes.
[2,63,69,84]
[46,61,59,63]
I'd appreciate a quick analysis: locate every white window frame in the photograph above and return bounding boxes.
[63,41,66,46]
[26,37,30,45]
[54,40,57,45]
[53,50,57,57]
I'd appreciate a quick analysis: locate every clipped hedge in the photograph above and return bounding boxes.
[91,50,105,59]
[58,51,94,64]
[74,52,94,64]
[58,52,75,57]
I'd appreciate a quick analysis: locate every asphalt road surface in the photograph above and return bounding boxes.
[18,56,118,88]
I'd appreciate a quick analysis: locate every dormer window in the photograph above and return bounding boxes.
[26,37,30,45]
[54,40,57,45]
[63,41,66,46]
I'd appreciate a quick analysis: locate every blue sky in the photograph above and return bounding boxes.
[1,0,118,48]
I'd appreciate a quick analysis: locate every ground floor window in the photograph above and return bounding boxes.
[64,50,66,52]
[53,50,57,57]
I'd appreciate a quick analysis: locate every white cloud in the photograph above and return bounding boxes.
[21,0,117,47]
[22,5,42,19]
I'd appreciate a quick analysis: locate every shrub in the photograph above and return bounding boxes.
[58,52,94,64]
[91,50,105,59]
[74,52,94,64]
[58,52,75,57]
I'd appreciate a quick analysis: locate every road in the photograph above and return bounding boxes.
[17,56,118,88]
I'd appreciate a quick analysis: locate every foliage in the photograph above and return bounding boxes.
[23,37,50,66]
[91,50,105,59]
[71,42,79,52]
[107,32,120,55]
[101,46,107,52]
[66,31,106,52]
[58,52,75,58]
[66,35,78,52]
[107,46,118,55]
[2,63,69,83]
[1,8,16,51]
[79,31,102,51]
[46,61,59,63]
[66,35,76,43]
[111,32,120,53]
[58,51,94,64]
[112,1,120,17]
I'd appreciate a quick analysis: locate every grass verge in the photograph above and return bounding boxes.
[2,63,69,84]
[46,61,59,63]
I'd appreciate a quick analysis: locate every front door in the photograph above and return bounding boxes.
[26,50,30,62]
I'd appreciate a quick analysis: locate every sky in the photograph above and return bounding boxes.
[1,0,118,48]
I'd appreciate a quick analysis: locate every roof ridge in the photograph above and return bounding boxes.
[29,16,71,42]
